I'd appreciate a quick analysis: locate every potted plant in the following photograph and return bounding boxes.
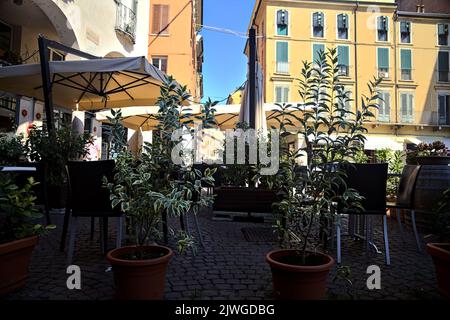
[0,175,54,295]
[266,48,381,299]
[407,141,449,165]
[0,133,28,166]
[426,187,450,298]
[375,149,405,202]
[26,125,92,208]
[105,78,215,300]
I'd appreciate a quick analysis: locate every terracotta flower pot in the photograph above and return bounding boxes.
[0,236,38,296]
[426,243,450,298]
[266,249,335,300]
[107,245,173,300]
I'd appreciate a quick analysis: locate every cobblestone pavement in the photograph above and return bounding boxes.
[4,208,442,300]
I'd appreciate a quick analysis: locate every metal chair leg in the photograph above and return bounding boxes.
[411,210,422,252]
[90,217,95,240]
[383,215,391,265]
[67,217,78,265]
[396,209,405,242]
[60,207,71,252]
[116,216,124,248]
[336,214,342,265]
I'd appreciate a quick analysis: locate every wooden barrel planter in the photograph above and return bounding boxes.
[410,165,450,232]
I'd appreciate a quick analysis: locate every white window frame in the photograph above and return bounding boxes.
[274,83,291,104]
[376,46,390,79]
[437,49,450,83]
[378,91,391,122]
[275,40,289,74]
[437,91,450,125]
[437,23,450,47]
[151,56,168,73]
[376,16,390,43]
[275,9,290,37]
[399,48,413,81]
[399,91,414,124]
[336,44,351,77]
[336,13,350,41]
[311,12,325,39]
[399,20,412,44]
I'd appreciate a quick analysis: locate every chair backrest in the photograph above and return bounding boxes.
[344,163,388,214]
[396,165,421,207]
[66,160,117,214]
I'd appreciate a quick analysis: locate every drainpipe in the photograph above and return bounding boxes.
[353,1,359,110]
[393,11,399,127]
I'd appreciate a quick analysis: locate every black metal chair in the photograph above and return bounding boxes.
[336,163,390,265]
[61,160,123,264]
[386,165,422,251]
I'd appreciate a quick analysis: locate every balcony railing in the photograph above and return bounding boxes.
[276,61,289,74]
[115,1,136,43]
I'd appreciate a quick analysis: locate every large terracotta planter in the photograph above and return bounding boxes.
[266,249,334,300]
[107,245,173,300]
[427,243,450,298]
[0,236,38,296]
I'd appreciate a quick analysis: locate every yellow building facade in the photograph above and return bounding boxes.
[248,0,450,150]
[148,0,204,102]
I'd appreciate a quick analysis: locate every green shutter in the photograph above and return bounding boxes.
[276,42,288,63]
[400,49,412,70]
[275,87,282,103]
[313,44,325,63]
[338,46,349,66]
[378,48,389,69]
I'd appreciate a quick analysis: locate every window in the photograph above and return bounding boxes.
[312,43,325,65]
[438,51,449,82]
[438,94,450,125]
[400,49,412,80]
[400,92,414,123]
[0,21,12,63]
[377,16,389,42]
[152,56,168,73]
[276,10,289,36]
[336,85,352,118]
[276,41,289,73]
[438,24,449,46]
[377,47,390,78]
[312,12,324,38]
[337,45,350,76]
[275,85,290,103]
[400,21,411,44]
[378,91,391,122]
[337,14,349,40]
[152,4,170,34]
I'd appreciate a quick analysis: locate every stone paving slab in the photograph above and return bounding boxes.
[4,209,442,300]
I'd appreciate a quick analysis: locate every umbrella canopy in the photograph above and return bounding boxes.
[0,56,176,111]
[96,104,242,131]
[239,62,267,133]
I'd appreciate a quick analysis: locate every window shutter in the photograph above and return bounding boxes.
[152,4,161,34]
[277,10,288,26]
[400,21,410,33]
[161,5,169,34]
[313,44,325,63]
[438,24,448,35]
[378,48,389,69]
[338,46,349,66]
[276,42,288,63]
[408,94,414,117]
[401,93,407,118]
[313,12,323,27]
[283,87,289,102]
[385,93,391,115]
[275,87,282,103]
[438,51,449,71]
[400,49,412,70]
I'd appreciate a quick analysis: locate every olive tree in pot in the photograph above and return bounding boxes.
[0,176,54,295]
[266,48,380,300]
[105,78,215,300]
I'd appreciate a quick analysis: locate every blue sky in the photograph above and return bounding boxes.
[201,0,255,103]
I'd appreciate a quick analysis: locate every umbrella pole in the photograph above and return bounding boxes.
[38,36,56,134]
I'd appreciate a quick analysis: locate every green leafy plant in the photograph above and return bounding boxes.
[0,133,27,166]
[0,176,55,244]
[26,125,92,186]
[432,187,450,242]
[270,48,380,265]
[105,77,216,259]
[375,148,405,198]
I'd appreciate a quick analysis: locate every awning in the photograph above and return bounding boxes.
[0,56,178,111]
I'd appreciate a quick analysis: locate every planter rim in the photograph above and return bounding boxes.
[0,236,38,254]
[426,243,450,261]
[266,249,335,272]
[107,244,173,267]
